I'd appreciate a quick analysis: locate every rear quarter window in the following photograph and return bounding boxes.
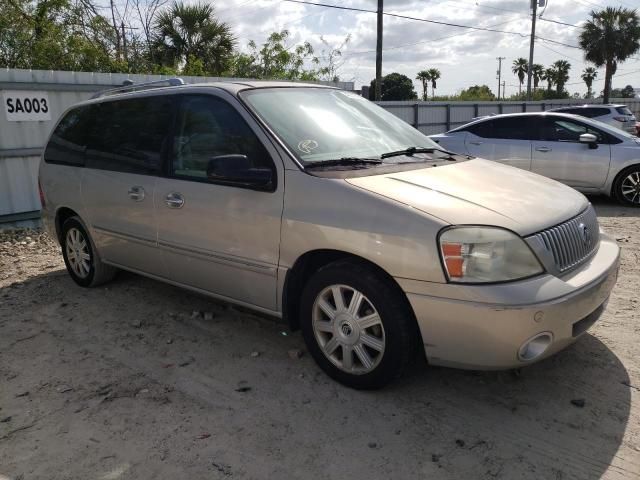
[616,106,633,116]
[44,106,94,166]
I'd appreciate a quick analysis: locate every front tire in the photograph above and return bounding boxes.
[613,166,640,207]
[300,260,419,389]
[61,216,116,287]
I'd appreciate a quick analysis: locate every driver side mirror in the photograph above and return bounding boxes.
[206,154,274,191]
[579,133,598,149]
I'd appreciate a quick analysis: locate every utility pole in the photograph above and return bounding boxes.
[121,22,128,64]
[496,57,505,100]
[502,81,506,100]
[526,0,540,100]
[375,0,383,101]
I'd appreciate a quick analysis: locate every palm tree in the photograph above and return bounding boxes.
[152,1,235,75]
[416,70,430,101]
[426,68,441,100]
[530,64,544,90]
[581,67,598,98]
[512,58,528,95]
[579,7,640,103]
[544,66,557,92]
[552,60,571,95]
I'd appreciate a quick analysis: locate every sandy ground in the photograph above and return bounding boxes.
[0,195,639,480]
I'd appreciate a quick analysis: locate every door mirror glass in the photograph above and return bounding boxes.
[207,155,273,189]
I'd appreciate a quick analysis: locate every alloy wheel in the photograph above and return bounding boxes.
[65,227,91,279]
[312,284,385,375]
[621,171,640,205]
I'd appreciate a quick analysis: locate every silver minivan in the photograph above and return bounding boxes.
[39,80,620,388]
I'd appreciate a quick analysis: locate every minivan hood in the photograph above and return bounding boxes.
[345,159,588,236]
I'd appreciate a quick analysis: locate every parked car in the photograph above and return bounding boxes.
[40,81,620,389]
[431,112,640,206]
[548,104,636,134]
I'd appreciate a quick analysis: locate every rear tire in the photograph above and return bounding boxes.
[613,165,640,207]
[61,216,116,287]
[300,260,419,389]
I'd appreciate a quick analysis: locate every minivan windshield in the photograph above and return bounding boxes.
[241,87,444,165]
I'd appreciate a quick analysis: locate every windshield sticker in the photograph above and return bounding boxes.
[298,139,319,154]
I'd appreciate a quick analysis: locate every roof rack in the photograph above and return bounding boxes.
[91,78,185,99]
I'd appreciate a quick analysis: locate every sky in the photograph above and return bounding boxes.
[214,0,640,97]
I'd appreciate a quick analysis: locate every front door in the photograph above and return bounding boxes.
[81,95,174,276]
[531,116,611,188]
[155,93,284,312]
[463,116,536,171]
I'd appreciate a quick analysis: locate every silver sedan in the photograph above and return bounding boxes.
[430,112,640,206]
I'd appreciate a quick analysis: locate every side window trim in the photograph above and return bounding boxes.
[169,93,278,192]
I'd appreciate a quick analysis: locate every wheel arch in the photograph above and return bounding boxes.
[282,249,420,339]
[54,206,81,243]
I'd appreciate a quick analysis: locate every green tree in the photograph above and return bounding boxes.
[544,66,557,92]
[458,85,495,101]
[152,1,235,75]
[230,30,322,80]
[369,73,417,101]
[416,70,430,101]
[552,60,571,95]
[579,7,640,103]
[581,67,598,98]
[0,0,119,71]
[609,85,636,98]
[512,57,528,95]
[530,64,544,90]
[426,67,441,100]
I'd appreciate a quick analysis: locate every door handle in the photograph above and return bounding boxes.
[469,141,483,145]
[535,146,552,153]
[128,186,145,201]
[165,192,185,209]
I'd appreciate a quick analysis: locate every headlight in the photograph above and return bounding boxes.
[439,227,544,283]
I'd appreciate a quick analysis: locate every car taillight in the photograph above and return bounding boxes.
[613,116,628,122]
[38,177,46,208]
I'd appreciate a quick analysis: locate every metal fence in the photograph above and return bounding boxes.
[378,98,640,136]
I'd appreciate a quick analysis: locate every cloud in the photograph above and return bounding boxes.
[216,0,640,95]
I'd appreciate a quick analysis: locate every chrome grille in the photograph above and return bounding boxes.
[528,205,600,273]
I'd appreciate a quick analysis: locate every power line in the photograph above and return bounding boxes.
[281,0,581,48]
[470,1,579,28]
[317,18,522,59]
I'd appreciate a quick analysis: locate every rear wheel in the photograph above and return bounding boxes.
[613,166,640,207]
[61,216,116,287]
[300,260,418,389]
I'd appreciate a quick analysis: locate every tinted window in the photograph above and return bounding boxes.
[616,106,633,116]
[554,107,609,118]
[172,95,272,181]
[467,117,537,140]
[542,117,607,143]
[85,96,173,174]
[554,107,582,115]
[44,106,95,166]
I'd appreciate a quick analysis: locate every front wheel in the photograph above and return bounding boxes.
[613,166,640,207]
[300,260,419,389]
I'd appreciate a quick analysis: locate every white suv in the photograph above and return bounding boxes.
[550,104,636,135]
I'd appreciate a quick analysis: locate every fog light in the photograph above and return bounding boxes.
[518,332,553,362]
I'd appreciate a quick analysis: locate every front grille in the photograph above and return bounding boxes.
[528,205,600,273]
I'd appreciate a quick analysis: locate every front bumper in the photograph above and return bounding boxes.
[401,232,620,369]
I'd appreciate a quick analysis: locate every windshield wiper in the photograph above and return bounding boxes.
[305,157,383,169]
[380,146,449,159]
